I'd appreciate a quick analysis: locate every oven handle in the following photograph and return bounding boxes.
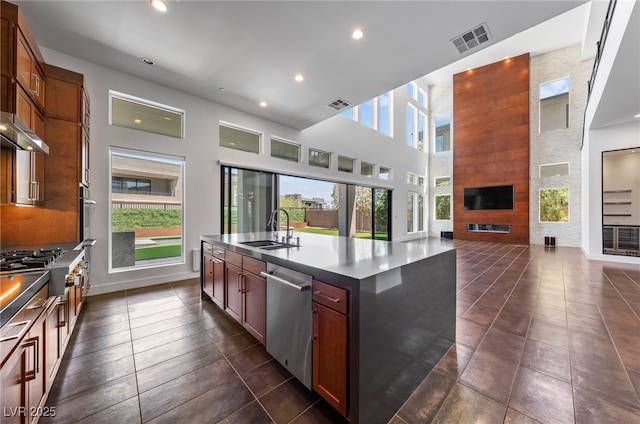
[57,298,68,327]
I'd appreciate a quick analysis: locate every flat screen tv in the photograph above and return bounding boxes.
[464,185,514,210]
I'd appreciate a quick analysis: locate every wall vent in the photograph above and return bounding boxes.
[327,98,352,111]
[451,23,492,54]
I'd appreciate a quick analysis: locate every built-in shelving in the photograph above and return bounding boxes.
[603,189,633,221]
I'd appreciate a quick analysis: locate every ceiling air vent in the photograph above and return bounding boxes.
[327,98,352,111]
[451,23,491,54]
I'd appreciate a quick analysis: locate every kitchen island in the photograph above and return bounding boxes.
[200,232,456,424]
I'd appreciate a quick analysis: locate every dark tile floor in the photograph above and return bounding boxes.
[41,240,640,423]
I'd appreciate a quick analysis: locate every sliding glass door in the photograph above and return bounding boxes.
[221,166,391,240]
[222,166,277,234]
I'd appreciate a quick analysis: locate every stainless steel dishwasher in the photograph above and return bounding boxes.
[261,263,313,389]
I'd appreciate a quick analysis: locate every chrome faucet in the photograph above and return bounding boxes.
[267,208,293,243]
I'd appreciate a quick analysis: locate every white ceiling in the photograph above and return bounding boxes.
[13,0,636,130]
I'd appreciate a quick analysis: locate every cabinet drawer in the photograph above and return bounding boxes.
[202,242,213,255]
[313,280,348,314]
[243,256,265,276]
[225,250,242,268]
[212,246,225,260]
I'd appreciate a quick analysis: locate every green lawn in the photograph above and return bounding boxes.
[293,227,388,240]
[135,244,182,261]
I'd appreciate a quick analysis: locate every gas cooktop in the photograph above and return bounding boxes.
[0,248,66,272]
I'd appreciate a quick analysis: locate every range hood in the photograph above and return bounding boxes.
[0,111,49,154]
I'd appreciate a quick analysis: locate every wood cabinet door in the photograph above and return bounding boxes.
[0,344,26,424]
[224,262,242,323]
[242,272,265,345]
[313,302,348,416]
[45,303,60,387]
[202,252,214,299]
[15,83,33,127]
[211,256,225,309]
[26,318,46,416]
[16,30,32,94]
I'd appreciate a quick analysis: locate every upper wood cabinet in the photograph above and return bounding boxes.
[1,1,46,120]
[16,27,45,111]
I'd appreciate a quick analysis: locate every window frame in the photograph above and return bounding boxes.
[108,147,186,273]
[539,162,570,178]
[539,187,570,223]
[435,176,451,187]
[109,90,185,139]
[361,161,374,177]
[434,113,452,153]
[435,194,452,221]
[308,148,331,169]
[379,166,391,180]
[270,137,300,163]
[338,155,355,173]
[219,121,262,154]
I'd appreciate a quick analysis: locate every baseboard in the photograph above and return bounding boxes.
[87,271,199,295]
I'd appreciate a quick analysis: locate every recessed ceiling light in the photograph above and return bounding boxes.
[634,113,640,118]
[294,74,304,82]
[26,146,33,151]
[163,116,172,120]
[219,87,225,91]
[150,0,167,12]
[352,28,364,40]
[259,101,267,107]
[141,57,155,65]
[0,124,6,131]
[134,118,142,124]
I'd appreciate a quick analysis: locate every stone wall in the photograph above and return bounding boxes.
[529,45,593,247]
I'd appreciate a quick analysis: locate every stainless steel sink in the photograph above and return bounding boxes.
[239,240,294,250]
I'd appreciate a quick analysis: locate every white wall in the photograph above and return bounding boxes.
[297,84,431,242]
[582,0,640,264]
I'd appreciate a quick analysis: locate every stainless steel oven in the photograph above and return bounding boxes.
[80,185,94,241]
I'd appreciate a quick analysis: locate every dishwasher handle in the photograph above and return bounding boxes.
[261,271,311,291]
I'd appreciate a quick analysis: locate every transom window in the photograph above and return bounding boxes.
[338,156,355,173]
[361,161,374,177]
[379,166,391,180]
[435,176,451,187]
[220,123,261,154]
[309,148,331,168]
[271,138,300,162]
[109,91,184,139]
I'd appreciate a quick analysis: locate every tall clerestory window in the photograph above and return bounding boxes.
[340,91,393,137]
[407,82,428,151]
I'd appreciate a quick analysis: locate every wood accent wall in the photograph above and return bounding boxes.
[453,53,530,244]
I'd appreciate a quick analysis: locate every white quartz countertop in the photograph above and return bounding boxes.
[201,232,455,281]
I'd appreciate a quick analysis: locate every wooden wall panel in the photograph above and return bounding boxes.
[453,53,530,244]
